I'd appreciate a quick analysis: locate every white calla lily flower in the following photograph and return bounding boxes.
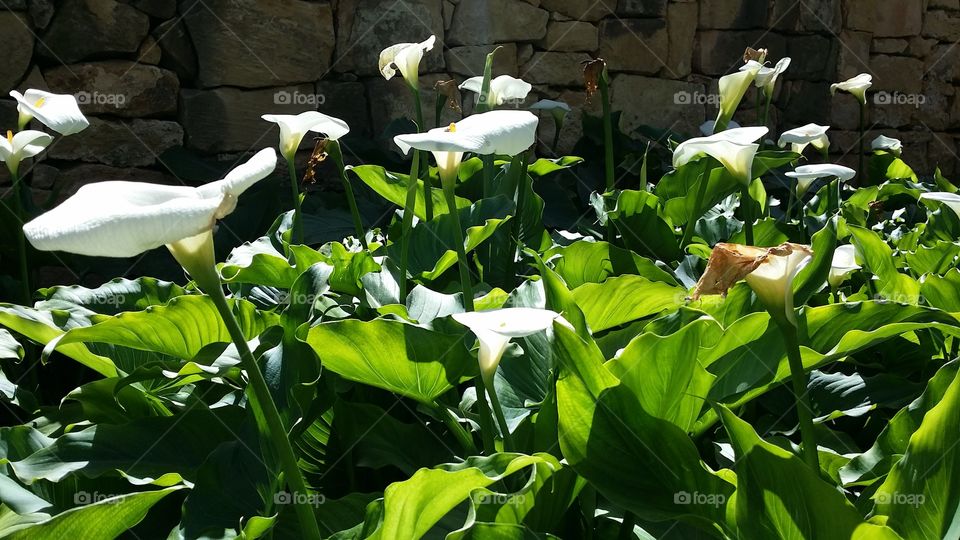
[673,126,768,185]
[460,75,533,107]
[394,110,538,185]
[828,244,861,288]
[24,148,277,265]
[785,163,855,196]
[753,57,791,97]
[919,192,960,220]
[378,35,436,88]
[529,99,571,114]
[0,129,54,176]
[715,64,760,131]
[830,73,872,105]
[10,89,89,136]
[262,111,349,162]
[778,123,830,155]
[452,308,560,382]
[871,134,902,156]
[692,242,812,327]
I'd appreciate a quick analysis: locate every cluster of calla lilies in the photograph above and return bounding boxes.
[7,36,960,538]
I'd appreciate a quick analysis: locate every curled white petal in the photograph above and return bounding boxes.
[673,126,767,184]
[828,244,861,288]
[778,123,830,155]
[785,163,855,195]
[10,89,90,135]
[453,308,560,379]
[871,134,902,156]
[529,99,571,113]
[394,110,538,157]
[460,75,532,106]
[744,244,812,326]
[379,35,435,86]
[920,192,960,220]
[830,73,872,105]
[262,111,350,160]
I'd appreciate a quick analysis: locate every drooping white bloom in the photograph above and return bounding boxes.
[778,124,830,155]
[715,64,760,131]
[452,308,560,382]
[830,74,872,105]
[752,57,791,97]
[24,148,278,258]
[0,130,53,176]
[378,35,436,88]
[828,244,861,288]
[871,134,902,156]
[785,163,855,196]
[261,111,349,162]
[460,75,532,107]
[919,192,960,220]
[9,89,89,136]
[673,126,768,185]
[394,110,538,184]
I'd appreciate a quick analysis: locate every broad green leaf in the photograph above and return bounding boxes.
[718,405,902,539]
[921,269,960,312]
[545,240,677,288]
[903,241,960,276]
[49,295,277,362]
[874,368,960,539]
[526,157,583,177]
[597,190,680,262]
[302,319,474,404]
[37,277,187,315]
[552,322,733,528]
[849,226,920,303]
[4,486,183,540]
[571,275,685,332]
[350,164,469,220]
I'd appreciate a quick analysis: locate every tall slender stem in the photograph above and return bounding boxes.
[742,184,755,246]
[481,155,495,199]
[858,102,865,181]
[474,378,496,454]
[599,75,614,192]
[508,151,530,286]
[399,149,422,302]
[442,179,474,311]
[207,284,321,540]
[286,159,303,245]
[9,170,31,304]
[485,376,514,452]
[781,322,820,473]
[327,141,366,249]
[411,86,433,221]
[433,403,478,455]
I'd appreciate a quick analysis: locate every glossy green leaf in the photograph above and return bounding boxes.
[571,275,685,332]
[350,164,469,220]
[545,240,677,288]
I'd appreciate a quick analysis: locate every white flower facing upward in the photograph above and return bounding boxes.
[785,163,855,196]
[778,124,830,156]
[261,111,349,162]
[0,130,53,176]
[673,126,768,185]
[715,64,760,131]
[452,308,560,383]
[394,110,538,185]
[871,134,902,156]
[24,148,278,287]
[830,74,872,105]
[10,89,89,135]
[919,192,960,220]
[460,75,533,107]
[828,244,861,289]
[378,35,436,88]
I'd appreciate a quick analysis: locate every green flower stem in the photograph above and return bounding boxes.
[474,377,496,454]
[8,170,31,304]
[599,75,614,192]
[761,91,773,139]
[442,177,475,311]
[399,148,422,302]
[781,321,820,473]
[435,92,444,128]
[410,85,433,221]
[742,184,755,246]
[508,151,530,285]
[785,187,796,224]
[285,158,304,245]
[434,403,478,455]
[206,281,321,540]
[679,159,711,248]
[550,120,561,155]
[484,375,514,452]
[619,513,637,540]
[327,141,366,249]
[858,101,865,181]
[481,155,495,199]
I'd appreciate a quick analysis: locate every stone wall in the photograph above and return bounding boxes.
[2,0,959,193]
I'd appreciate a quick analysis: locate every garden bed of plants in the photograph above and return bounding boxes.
[0,42,958,539]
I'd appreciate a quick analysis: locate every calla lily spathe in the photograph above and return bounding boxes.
[673,126,768,185]
[530,99,571,123]
[715,64,759,131]
[778,124,830,155]
[831,74,872,105]
[785,163,855,196]
[749,57,791,97]
[871,134,902,156]
[452,308,560,382]
[828,244,861,288]
[460,75,532,107]
[0,130,53,176]
[262,111,349,161]
[919,192,960,219]
[23,148,278,258]
[693,242,812,327]
[394,110,538,184]
[10,89,89,136]
[379,35,436,88]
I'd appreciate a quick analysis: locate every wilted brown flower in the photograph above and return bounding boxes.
[302,137,329,185]
[583,58,608,100]
[691,242,812,300]
[434,79,462,113]
[743,47,768,64]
